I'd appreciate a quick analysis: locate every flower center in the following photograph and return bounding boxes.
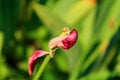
[59,27,70,36]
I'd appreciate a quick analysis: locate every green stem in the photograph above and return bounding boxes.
[33,55,51,80]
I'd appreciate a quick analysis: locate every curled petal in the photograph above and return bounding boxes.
[28,50,48,76]
[49,29,78,50]
[62,29,78,49]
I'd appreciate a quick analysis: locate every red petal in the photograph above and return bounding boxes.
[62,29,78,49]
[28,50,48,76]
[48,29,78,50]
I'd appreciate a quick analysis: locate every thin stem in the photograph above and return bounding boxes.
[33,55,51,80]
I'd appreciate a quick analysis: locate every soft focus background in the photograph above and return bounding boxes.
[0,0,120,80]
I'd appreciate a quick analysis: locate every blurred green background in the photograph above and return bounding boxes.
[0,0,120,80]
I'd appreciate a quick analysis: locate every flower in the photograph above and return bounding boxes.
[28,27,78,76]
[49,28,78,50]
[61,29,78,49]
[28,50,49,76]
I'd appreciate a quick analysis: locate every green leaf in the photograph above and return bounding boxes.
[54,51,69,72]
[63,0,96,25]
[32,2,67,35]
[79,70,116,80]
[53,0,76,18]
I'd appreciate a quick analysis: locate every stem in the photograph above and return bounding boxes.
[33,55,51,80]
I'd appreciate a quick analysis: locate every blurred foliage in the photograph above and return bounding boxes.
[0,0,120,80]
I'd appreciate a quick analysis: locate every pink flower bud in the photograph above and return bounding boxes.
[49,29,78,50]
[28,50,48,76]
[62,29,78,49]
